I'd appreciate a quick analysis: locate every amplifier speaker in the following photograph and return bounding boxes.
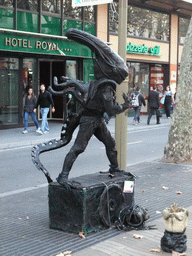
[49,172,135,234]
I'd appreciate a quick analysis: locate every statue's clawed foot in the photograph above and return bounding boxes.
[56,173,80,190]
[109,166,137,179]
[100,166,136,179]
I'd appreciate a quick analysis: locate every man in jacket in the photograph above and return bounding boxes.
[34,84,55,135]
[132,87,146,125]
[147,86,160,125]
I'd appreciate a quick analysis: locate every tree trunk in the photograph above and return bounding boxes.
[163,17,192,163]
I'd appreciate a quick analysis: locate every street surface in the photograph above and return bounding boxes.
[0,119,169,194]
[2,116,192,256]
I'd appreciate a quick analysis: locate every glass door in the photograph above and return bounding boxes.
[127,62,149,113]
[22,58,38,124]
[150,64,164,96]
[65,60,77,117]
[38,60,52,120]
[39,60,78,121]
[0,58,19,126]
[51,61,66,120]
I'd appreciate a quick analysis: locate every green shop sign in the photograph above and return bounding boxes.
[0,29,92,58]
[126,42,162,56]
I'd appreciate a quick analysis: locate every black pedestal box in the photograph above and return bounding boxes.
[49,172,135,234]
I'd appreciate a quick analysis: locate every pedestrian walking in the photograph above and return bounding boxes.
[34,84,55,135]
[163,85,174,118]
[131,87,146,125]
[22,87,40,134]
[147,86,160,125]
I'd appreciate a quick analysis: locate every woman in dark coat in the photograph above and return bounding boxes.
[164,86,174,118]
[22,87,39,134]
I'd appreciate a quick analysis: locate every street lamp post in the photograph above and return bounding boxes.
[115,0,128,171]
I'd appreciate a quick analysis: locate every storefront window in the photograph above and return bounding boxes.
[66,60,77,115]
[42,0,61,14]
[63,19,82,34]
[66,60,77,79]
[0,0,13,7]
[84,6,95,23]
[17,0,38,12]
[22,58,38,124]
[41,15,60,35]
[63,0,82,20]
[83,58,94,82]
[0,1,96,34]
[109,4,170,41]
[84,22,95,35]
[109,3,119,33]
[17,11,38,32]
[22,58,37,93]
[150,65,164,96]
[127,62,149,114]
[0,8,14,29]
[0,58,19,126]
[179,17,190,44]
[127,62,149,97]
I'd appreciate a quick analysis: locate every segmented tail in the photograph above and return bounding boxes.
[31,113,81,183]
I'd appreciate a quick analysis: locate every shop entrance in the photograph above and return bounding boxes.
[39,60,78,120]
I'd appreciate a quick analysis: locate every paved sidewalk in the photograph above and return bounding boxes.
[2,114,184,256]
[0,114,171,150]
[73,160,192,256]
[73,213,192,256]
[1,160,192,256]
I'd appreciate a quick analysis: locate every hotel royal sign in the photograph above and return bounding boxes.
[72,0,113,7]
[0,29,92,58]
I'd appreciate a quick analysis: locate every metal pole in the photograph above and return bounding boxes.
[115,0,128,171]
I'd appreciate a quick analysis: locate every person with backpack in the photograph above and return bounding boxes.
[131,87,146,125]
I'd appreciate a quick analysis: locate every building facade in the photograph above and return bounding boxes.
[0,0,191,128]
[107,0,191,113]
[0,0,96,129]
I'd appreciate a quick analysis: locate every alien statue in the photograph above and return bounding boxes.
[31,28,131,188]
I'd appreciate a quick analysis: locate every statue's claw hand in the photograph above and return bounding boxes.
[122,92,131,107]
[122,92,128,102]
[60,76,70,82]
[53,76,58,85]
